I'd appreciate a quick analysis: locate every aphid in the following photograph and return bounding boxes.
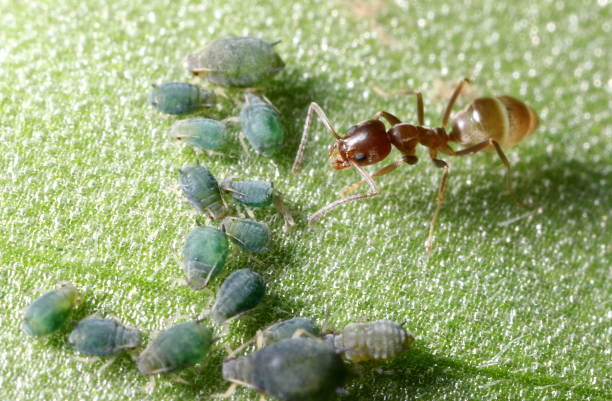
[292,79,539,250]
[23,282,81,337]
[240,94,285,157]
[257,318,321,348]
[222,337,348,401]
[179,164,226,219]
[186,37,285,88]
[69,317,141,356]
[220,178,295,227]
[210,268,265,325]
[221,217,270,254]
[171,117,230,153]
[136,321,214,375]
[183,225,230,289]
[326,319,415,363]
[148,82,216,115]
[220,178,274,207]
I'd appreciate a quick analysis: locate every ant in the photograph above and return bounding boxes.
[291,78,539,251]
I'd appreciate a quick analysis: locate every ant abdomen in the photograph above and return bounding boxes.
[450,96,539,148]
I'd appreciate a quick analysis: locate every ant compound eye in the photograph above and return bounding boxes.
[353,152,367,162]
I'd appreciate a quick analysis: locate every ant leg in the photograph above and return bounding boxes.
[373,111,402,125]
[441,78,470,128]
[308,160,380,224]
[292,102,340,173]
[427,157,450,252]
[341,155,418,196]
[453,139,535,209]
[370,83,424,125]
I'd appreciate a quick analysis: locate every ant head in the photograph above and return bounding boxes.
[328,120,391,170]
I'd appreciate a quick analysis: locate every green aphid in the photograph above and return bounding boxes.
[187,37,285,88]
[240,94,284,157]
[220,178,273,208]
[148,82,216,115]
[136,321,214,376]
[222,337,348,401]
[179,165,226,219]
[23,282,81,337]
[183,226,230,289]
[211,268,265,325]
[69,317,141,356]
[221,217,270,254]
[326,319,415,363]
[171,117,230,152]
[258,318,321,348]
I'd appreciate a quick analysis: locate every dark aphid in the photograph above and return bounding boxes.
[171,117,230,152]
[222,337,348,401]
[137,321,214,375]
[179,164,226,219]
[258,318,321,348]
[183,226,230,289]
[187,37,285,88]
[220,178,273,207]
[211,268,265,325]
[69,317,141,356]
[23,282,81,337]
[327,319,415,363]
[148,82,216,115]
[240,94,284,157]
[221,217,270,254]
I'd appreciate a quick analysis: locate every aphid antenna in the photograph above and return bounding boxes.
[270,39,282,46]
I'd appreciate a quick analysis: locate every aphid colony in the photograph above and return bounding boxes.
[22,35,417,400]
[23,282,415,400]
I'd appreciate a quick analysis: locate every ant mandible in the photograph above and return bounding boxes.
[291,78,539,251]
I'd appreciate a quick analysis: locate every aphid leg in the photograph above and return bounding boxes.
[212,383,237,399]
[341,156,417,196]
[374,366,395,375]
[308,161,380,224]
[238,132,251,154]
[452,139,536,209]
[292,102,340,173]
[97,357,118,374]
[370,84,424,125]
[144,376,156,393]
[225,337,257,358]
[243,205,256,220]
[273,193,296,230]
[170,374,191,385]
[336,387,350,396]
[441,78,470,127]
[427,154,450,252]
[291,328,322,340]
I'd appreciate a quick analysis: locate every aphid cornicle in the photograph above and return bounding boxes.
[292,79,539,250]
[136,321,214,376]
[171,117,230,153]
[222,337,348,401]
[148,82,216,115]
[186,37,285,88]
[23,282,81,337]
[69,317,141,356]
[179,164,226,219]
[182,226,230,289]
[221,217,270,254]
[258,318,321,348]
[326,319,415,363]
[240,94,285,157]
[210,268,265,325]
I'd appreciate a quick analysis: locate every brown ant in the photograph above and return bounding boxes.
[291,79,539,251]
